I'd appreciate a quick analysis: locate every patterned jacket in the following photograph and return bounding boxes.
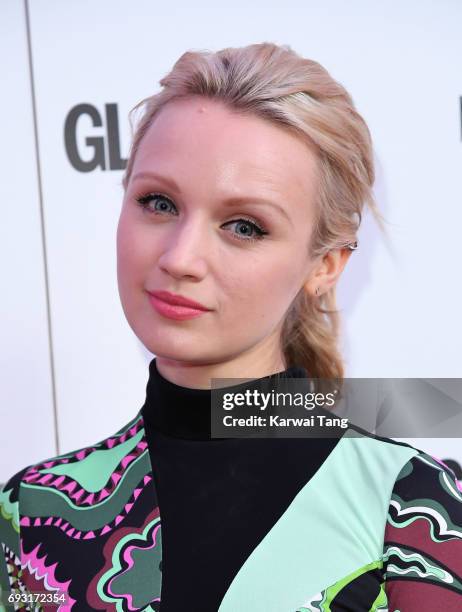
[1,408,462,611]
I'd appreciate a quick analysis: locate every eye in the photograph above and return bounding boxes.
[223,218,269,242]
[133,193,269,243]
[134,193,178,215]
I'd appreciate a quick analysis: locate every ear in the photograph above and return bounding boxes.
[304,248,352,297]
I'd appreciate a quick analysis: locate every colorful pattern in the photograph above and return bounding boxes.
[384,452,462,611]
[0,410,161,611]
[1,409,461,611]
[296,560,388,611]
[294,450,462,612]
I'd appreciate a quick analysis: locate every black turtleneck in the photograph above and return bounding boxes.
[141,358,342,612]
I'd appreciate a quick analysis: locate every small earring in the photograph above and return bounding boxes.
[315,287,320,296]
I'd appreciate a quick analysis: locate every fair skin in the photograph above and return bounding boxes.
[117,96,351,388]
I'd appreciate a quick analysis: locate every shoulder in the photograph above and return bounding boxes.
[334,427,459,523]
[386,446,462,527]
[342,424,461,500]
[338,424,423,485]
[0,409,147,524]
[0,409,161,604]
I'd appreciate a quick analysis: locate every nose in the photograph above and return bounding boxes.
[157,216,209,281]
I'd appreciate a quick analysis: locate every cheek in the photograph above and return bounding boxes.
[116,217,135,285]
[116,213,152,286]
[221,255,302,323]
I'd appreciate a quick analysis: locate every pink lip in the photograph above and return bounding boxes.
[147,290,211,321]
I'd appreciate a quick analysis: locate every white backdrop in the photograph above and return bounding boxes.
[1,0,461,482]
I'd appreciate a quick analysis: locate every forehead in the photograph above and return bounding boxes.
[132,97,318,206]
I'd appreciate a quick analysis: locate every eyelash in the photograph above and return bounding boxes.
[134,192,269,242]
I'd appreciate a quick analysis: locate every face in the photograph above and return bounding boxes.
[116,96,322,374]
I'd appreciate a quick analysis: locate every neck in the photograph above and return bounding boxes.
[142,357,308,440]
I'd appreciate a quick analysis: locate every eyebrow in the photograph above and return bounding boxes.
[131,170,291,223]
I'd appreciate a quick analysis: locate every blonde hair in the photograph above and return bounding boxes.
[122,42,387,380]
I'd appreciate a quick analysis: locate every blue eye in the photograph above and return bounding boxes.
[135,193,178,215]
[134,193,269,243]
[223,218,268,242]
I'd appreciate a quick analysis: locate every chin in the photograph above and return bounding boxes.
[138,329,217,364]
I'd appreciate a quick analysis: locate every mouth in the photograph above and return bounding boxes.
[147,290,211,310]
[147,290,212,321]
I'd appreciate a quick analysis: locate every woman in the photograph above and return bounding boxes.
[1,42,461,611]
